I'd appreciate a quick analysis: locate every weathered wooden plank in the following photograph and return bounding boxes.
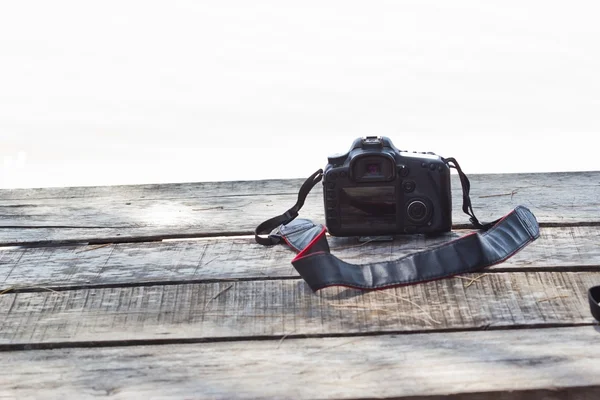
[2,171,596,201]
[1,326,600,399]
[1,226,598,290]
[0,272,596,346]
[0,177,305,201]
[1,171,598,245]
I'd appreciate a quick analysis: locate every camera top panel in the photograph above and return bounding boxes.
[327,136,444,169]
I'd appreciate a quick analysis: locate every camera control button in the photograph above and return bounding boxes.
[327,182,336,190]
[403,181,416,193]
[421,162,428,168]
[340,171,347,178]
[398,165,409,177]
[429,163,437,171]
[407,200,430,224]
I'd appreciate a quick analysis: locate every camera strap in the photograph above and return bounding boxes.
[266,206,539,291]
[254,168,324,246]
[254,160,543,290]
[590,286,600,322]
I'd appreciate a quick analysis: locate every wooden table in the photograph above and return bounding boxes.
[1,171,599,399]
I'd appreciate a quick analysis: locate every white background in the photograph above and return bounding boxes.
[1,0,599,189]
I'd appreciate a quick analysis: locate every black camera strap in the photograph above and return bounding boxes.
[590,286,600,322]
[442,157,499,230]
[254,168,324,246]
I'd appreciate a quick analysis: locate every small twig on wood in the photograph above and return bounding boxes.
[327,303,436,326]
[307,338,364,355]
[328,303,391,311]
[277,332,296,349]
[536,295,570,303]
[456,273,490,288]
[192,206,224,211]
[202,256,220,267]
[479,190,518,199]
[0,285,64,296]
[455,276,472,281]
[203,284,234,310]
[228,202,253,210]
[349,366,389,379]
[76,243,112,253]
[201,313,276,318]
[377,290,441,325]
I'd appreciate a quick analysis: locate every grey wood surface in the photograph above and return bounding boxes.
[2,326,599,400]
[1,171,599,399]
[1,171,598,245]
[0,272,596,347]
[1,226,599,290]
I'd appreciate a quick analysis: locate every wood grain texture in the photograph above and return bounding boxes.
[1,326,600,399]
[0,272,597,346]
[1,226,598,290]
[1,171,595,201]
[1,171,598,245]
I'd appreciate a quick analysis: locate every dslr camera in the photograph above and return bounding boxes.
[323,136,452,236]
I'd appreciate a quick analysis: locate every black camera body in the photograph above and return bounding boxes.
[323,136,452,237]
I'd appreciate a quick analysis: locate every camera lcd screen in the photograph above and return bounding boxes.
[339,186,396,230]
